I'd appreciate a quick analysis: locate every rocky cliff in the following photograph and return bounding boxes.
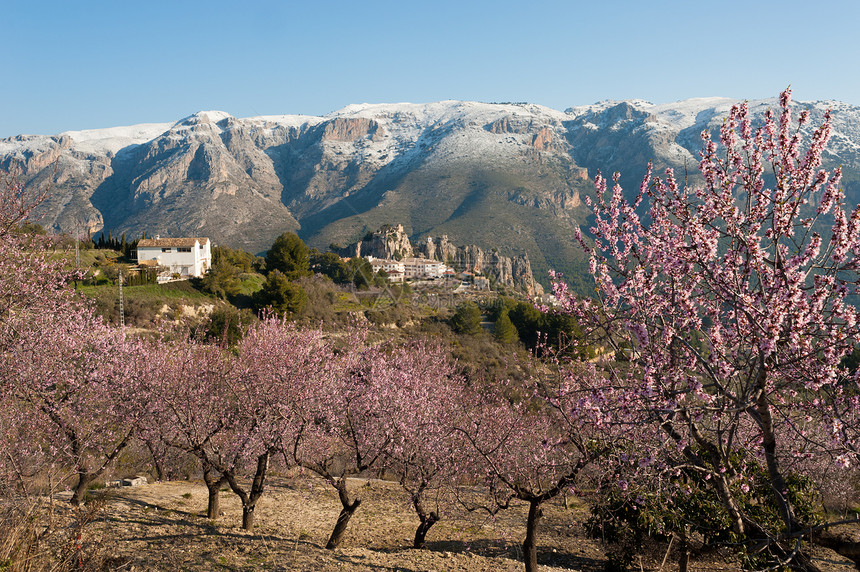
[338,224,543,296]
[338,224,414,260]
[419,234,542,296]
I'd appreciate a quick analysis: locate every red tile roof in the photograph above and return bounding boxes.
[137,237,209,248]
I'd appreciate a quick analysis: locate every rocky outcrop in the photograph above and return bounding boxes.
[319,118,384,142]
[0,135,71,174]
[339,224,414,260]
[486,115,550,135]
[338,225,542,296]
[531,127,553,151]
[509,188,582,213]
[419,235,542,296]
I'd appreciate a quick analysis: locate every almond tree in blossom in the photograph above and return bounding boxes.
[0,264,148,505]
[456,362,620,572]
[0,173,73,356]
[286,327,404,549]
[136,335,240,520]
[231,318,336,530]
[553,88,860,568]
[0,170,146,505]
[376,340,467,549]
[141,333,292,530]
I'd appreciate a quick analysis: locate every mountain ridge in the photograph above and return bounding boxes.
[3,96,859,292]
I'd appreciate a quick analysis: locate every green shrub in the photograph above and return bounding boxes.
[252,270,307,317]
[265,232,310,280]
[587,456,822,570]
[205,305,256,344]
[450,301,482,335]
[493,308,518,343]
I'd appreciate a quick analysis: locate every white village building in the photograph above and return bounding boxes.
[136,237,212,278]
[367,256,451,280]
[401,257,447,279]
[367,257,406,283]
[367,257,405,274]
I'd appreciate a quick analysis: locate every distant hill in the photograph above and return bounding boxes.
[3,96,859,292]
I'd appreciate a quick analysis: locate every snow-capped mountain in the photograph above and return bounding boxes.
[3,96,859,288]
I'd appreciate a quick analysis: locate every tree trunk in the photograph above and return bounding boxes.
[413,511,439,549]
[714,472,746,536]
[68,428,91,506]
[326,478,361,549]
[219,452,271,531]
[678,527,689,572]
[145,440,165,482]
[203,465,227,520]
[238,452,269,531]
[70,472,95,506]
[207,486,221,520]
[754,368,794,532]
[412,492,439,549]
[242,505,255,530]
[523,499,543,572]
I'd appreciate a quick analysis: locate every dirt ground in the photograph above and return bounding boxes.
[41,475,858,571]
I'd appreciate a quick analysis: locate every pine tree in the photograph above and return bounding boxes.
[450,302,482,335]
[493,308,518,343]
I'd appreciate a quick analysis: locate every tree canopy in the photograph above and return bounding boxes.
[265,232,310,280]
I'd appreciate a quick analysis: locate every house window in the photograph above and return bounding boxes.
[177,247,192,252]
[162,248,172,253]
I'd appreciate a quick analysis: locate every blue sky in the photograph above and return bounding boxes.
[2,0,859,137]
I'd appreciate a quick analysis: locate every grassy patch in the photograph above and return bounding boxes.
[77,281,218,327]
[78,281,215,303]
[236,273,265,295]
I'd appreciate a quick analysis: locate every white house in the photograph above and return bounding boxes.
[367,257,406,275]
[366,256,454,280]
[136,236,212,278]
[401,257,447,279]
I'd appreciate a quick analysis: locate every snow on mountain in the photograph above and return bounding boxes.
[0,134,60,157]
[313,100,573,169]
[61,122,174,155]
[5,96,858,162]
[0,122,173,158]
[3,95,860,264]
[247,114,325,129]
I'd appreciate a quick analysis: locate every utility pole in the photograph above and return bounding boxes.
[73,220,82,290]
[118,269,125,328]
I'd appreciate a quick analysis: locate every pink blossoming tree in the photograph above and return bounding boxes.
[553,88,860,568]
[456,361,621,572]
[287,327,402,549]
[0,171,146,506]
[375,340,468,549]
[136,334,241,521]
[232,318,339,530]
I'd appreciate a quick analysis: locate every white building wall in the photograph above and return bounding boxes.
[136,239,211,278]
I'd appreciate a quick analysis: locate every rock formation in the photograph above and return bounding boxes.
[338,225,543,296]
[338,224,414,260]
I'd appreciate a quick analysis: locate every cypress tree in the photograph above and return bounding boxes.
[493,308,518,343]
